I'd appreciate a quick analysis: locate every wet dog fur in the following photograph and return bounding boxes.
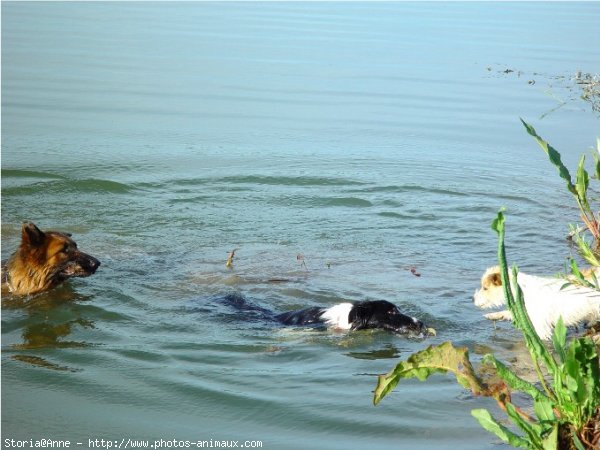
[275,300,428,336]
[221,294,431,337]
[473,266,600,340]
[2,222,100,296]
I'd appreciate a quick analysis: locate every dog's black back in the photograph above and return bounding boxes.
[218,294,426,336]
[275,307,326,326]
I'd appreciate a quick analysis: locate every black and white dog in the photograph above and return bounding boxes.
[221,294,432,338]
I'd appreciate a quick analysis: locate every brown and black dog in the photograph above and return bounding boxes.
[2,222,100,296]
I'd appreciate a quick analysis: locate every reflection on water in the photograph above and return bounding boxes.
[1,284,93,311]
[346,344,402,360]
[13,319,94,350]
[3,285,95,370]
[11,355,80,372]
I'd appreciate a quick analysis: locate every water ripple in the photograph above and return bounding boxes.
[2,178,135,195]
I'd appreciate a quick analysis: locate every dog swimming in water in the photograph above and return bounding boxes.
[473,265,600,340]
[2,222,101,296]
[221,294,433,337]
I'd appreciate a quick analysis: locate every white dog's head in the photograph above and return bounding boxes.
[473,266,507,309]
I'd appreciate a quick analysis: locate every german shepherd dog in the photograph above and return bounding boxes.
[2,222,100,296]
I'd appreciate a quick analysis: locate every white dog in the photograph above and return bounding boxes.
[473,266,600,340]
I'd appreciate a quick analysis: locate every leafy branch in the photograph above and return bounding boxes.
[521,119,600,246]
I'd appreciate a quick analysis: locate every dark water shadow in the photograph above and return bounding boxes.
[2,284,96,371]
[10,354,81,372]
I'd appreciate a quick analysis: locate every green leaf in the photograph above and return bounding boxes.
[533,396,556,423]
[540,424,558,450]
[569,234,600,267]
[471,409,533,449]
[580,244,600,268]
[504,402,543,448]
[483,354,546,401]
[373,342,490,405]
[510,266,558,376]
[564,374,579,392]
[566,337,600,417]
[521,118,576,195]
[572,434,586,450]
[551,317,567,364]
[491,207,506,232]
[492,209,559,398]
[551,335,600,430]
[575,155,590,209]
[595,138,600,180]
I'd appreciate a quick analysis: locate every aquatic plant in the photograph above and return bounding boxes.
[225,248,238,269]
[374,210,600,449]
[575,73,600,114]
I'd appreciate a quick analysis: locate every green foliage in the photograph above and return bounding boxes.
[593,139,600,180]
[492,211,558,396]
[521,119,577,197]
[523,120,599,290]
[569,226,600,268]
[521,119,600,247]
[562,249,600,290]
[374,210,600,449]
[373,342,505,406]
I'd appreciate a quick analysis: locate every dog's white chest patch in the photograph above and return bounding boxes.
[321,303,353,329]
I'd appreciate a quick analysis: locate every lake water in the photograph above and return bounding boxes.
[2,2,599,449]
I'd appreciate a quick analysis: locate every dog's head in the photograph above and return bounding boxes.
[473,266,506,309]
[349,300,426,336]
[6,222,100,295]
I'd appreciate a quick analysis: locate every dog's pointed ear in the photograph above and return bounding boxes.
[348,304,368,331]
[490,272,502,286]
[21,222,46,247]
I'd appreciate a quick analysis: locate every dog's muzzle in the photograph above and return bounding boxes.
[84,254,101,274]
[390,316,434,337]
[60,252,101,278]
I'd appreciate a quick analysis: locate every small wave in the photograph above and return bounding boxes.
[217,175,364,187]
[2,178,134,195]
[351,184,468,197]
[71,179,134,193]
[160,176,364,189]
[494,193,547,207]
[167,178,210,188]
[323,197,372,207]
[270,195,373,208]
[1,169,67,180]
[167,196,212,204]
[378,211,437,220]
